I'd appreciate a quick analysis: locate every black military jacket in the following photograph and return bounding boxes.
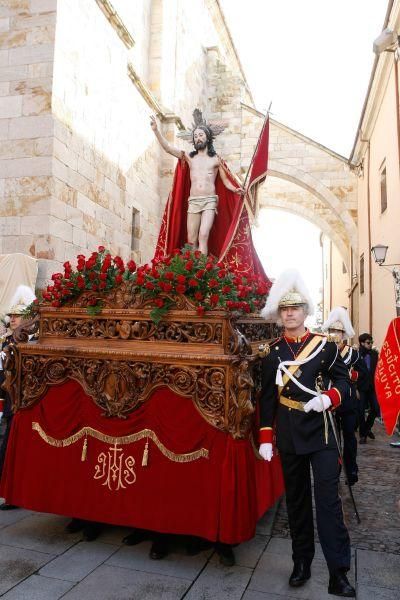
[336,345,365,413]
[259,331,350,455]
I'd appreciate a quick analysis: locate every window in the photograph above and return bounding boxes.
[360,254,365,295]
[380,165,387,213]
[131,207,140,252]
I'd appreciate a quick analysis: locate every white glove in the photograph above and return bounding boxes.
[0,412,3,423]
[259,443,273,461]
[304,394,332,413]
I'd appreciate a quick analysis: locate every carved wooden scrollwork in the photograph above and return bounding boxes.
[235,321,281,343]
[17,355,228,429]
[2,343,20,412]
[12,317,40,343]
[41,317,223,344]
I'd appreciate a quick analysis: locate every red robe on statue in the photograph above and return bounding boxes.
[154,157,271,286]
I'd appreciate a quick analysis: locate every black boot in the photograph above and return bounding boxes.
[65,518,86,533]
[0,503,18,511]
[328,569,355,597]
[122,529,149,546]
[289,559,311,587]
[186,536,213,556]
[82,521,103,542]
[215,542,235,567]
[149,534,169,560]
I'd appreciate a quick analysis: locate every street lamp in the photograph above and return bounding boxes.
[371,245,400,316]
[371,244,388,265]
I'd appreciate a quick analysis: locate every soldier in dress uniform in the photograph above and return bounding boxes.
[258,270,355,598]
[322,306,366,486]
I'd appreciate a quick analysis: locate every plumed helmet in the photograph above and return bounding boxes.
[260,269,314,323]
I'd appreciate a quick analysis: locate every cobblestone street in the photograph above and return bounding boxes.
[0,420,399,599]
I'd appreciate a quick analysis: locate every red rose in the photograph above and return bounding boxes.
[210,294,219,306]
[91,284,98,291]
[42,292,51,301]
[98,245,105,252]
[184,260,193,271]
[176,284,186,294]
[77,276,85,289]
[188,278,199,287]
[145,282,155,290]
[51,272,63,281]
[89,272,96,281]
[101,262,109,273]
[91,252,98,259]
[194,250,202,259]
[51,300,61,307]
[115,274,123,284]
[63,261,71,269]
[208,279,218,289]
[205,263,213,271]
[163,283,173,293]
[54,279,62,289]
[172,249,181,256]
[154,298,164,308]
[183,250,191,259]
[243,302,251,313]
[88,298,97,306]
[177,274,186,284]
[217,270,226,278]
[195,270,205,279]
[222,285,231,294]
[127,260,136,273]
[76,254,85,260]
[165,271,174,281]
[99,281,106,289]
[100,273,107,281]
[151,269,160,278]
[196,306,205,316]
[136,276,145,285]
[194,291,203,301]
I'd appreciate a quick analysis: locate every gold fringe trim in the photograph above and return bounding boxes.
[32,422,209,463]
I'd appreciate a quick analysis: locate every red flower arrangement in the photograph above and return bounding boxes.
[39,246,269,321]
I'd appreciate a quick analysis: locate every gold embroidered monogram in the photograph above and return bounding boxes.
[94,443,136,491]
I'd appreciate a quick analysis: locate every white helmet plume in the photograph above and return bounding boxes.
[322,306,355,338]
[260,269,314,322]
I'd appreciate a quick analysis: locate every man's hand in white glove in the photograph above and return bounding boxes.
[0,412,3,424]
[259,443,273,461]
[303,394,332,413]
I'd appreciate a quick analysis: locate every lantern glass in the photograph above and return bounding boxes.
[371,244,388,265]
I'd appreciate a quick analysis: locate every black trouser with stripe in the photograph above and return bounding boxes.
[279,447,351,573]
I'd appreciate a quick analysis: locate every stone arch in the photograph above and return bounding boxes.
[263,160,357,255]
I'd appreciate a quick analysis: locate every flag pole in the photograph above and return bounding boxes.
[243,101,272,191]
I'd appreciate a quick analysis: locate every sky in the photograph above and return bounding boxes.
[219,0,389,311]
[220,0,389,157]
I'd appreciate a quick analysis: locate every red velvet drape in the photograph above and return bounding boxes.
[1,380,283,543]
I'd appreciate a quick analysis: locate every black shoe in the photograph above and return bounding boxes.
[82,522,103,542]
[390,441,400,448]
[122,529,149,546]
[0,503,18,511]
[65,518,86,533]
[215,542,235,567]
[328,569,355,597]
[186,536,213,556]
[289,560,311,587]
[359,437,367,444]
[367,431,375,440]
[149,536,169,560]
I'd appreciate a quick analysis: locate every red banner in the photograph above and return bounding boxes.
[375,317,400,435]
[247,117,269,215]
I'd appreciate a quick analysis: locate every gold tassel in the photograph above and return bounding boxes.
[142,439,149,467]
[81,436,87,461]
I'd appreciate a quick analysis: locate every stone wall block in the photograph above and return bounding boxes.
[0,64,28,81]
[22,88,51,115]
[72,226,87,248]
[9,113,53,139]
[9,42,54,65]
[48,214,73,242]
[0,155,51,177]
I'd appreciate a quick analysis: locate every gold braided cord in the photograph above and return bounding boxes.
[32,422,209,463]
